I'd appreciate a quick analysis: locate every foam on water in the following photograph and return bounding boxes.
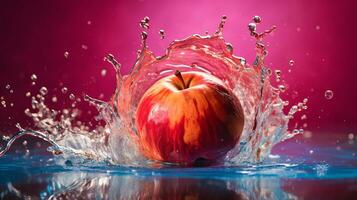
[0,16,307,167]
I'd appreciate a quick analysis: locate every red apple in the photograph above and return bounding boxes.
[135,70,244,164]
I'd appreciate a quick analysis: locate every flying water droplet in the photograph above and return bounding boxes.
[1,100,6,108]
[40,87,48,96]
[52,96,57,103]
[81,45,88,50]
[324,90,333,100]
[252,15,261,23]
[289,60,294,66]
[101,69,107,77]
[248,23,257,32]
[348,133,354,140]
[69,93,75,100]
[64,51,69,58]
[31,74,37,81]
[61,87,68,94]
[5,84,10,90]
[278,85,286,92]
[159,29,165,39]
[140,16,150,29]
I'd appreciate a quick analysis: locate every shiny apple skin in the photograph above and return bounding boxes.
[135,71,244,164]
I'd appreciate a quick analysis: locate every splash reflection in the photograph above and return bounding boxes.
[0,171,297,200]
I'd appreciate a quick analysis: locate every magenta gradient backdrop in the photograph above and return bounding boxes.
[0,0,356,135]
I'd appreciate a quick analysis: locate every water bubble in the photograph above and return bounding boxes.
[64,51,69,58]
[31,82,36,86]
[289,60,294,66]
[31,74,37,81]
[10,103,14,107]
[324,90,333,100]
[248,23,257,32]
[9,89,13,94]
[69,93,75,100]
[61,87,68,94]
[87,20,92,25]
[40,87,48,96]
[101,69,107,77]
[301,114,307,120]
[26,92,31,97]
[22,140,27,146]
[159,29,165,39]
[315,25,320,30]
[252,15,262,23]
[309,150,314,154]
[5,84,10,90]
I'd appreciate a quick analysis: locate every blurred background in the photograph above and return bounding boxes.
[0,0,356,137]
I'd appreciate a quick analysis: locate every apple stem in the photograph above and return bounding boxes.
[175,70,187,89]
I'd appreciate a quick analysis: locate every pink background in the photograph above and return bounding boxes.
[0,0,356,135]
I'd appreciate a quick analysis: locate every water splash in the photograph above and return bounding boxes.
[0,16,307,166]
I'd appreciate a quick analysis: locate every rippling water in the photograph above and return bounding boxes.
[1,133,356,199]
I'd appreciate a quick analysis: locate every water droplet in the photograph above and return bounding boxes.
[159,29,165,39]
[275,70,281,76]
[140,16,150,29]
[9,89,13,94]
[40,87,48,96]
[87,20,92,25]
[81,45,88,50]
[31,81,36,86]
[309,150,314,154]
[31,74,37,81]
[141,31,148,40]
[64,51,69,58]
[5,84,10,90]
[348,133,354,140]
[69,93,75,100]
[61,87,68,94]
[315,25,320,30]
[26,92,31,97]
[1,100,6,108]
[52,96,57,102]
[303,98,308,104]
[303,130,312,138]
[278,85,286,92]
[226,43,233,52]
[101,69,107,77]
[22,140,27,146]
[2,135,10,141]
[301,114,307,120]
[252,15,261,23]
[324,90,333,100]
[248,23,257,32]
[289,60,294,66]
[10,103,14,107]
